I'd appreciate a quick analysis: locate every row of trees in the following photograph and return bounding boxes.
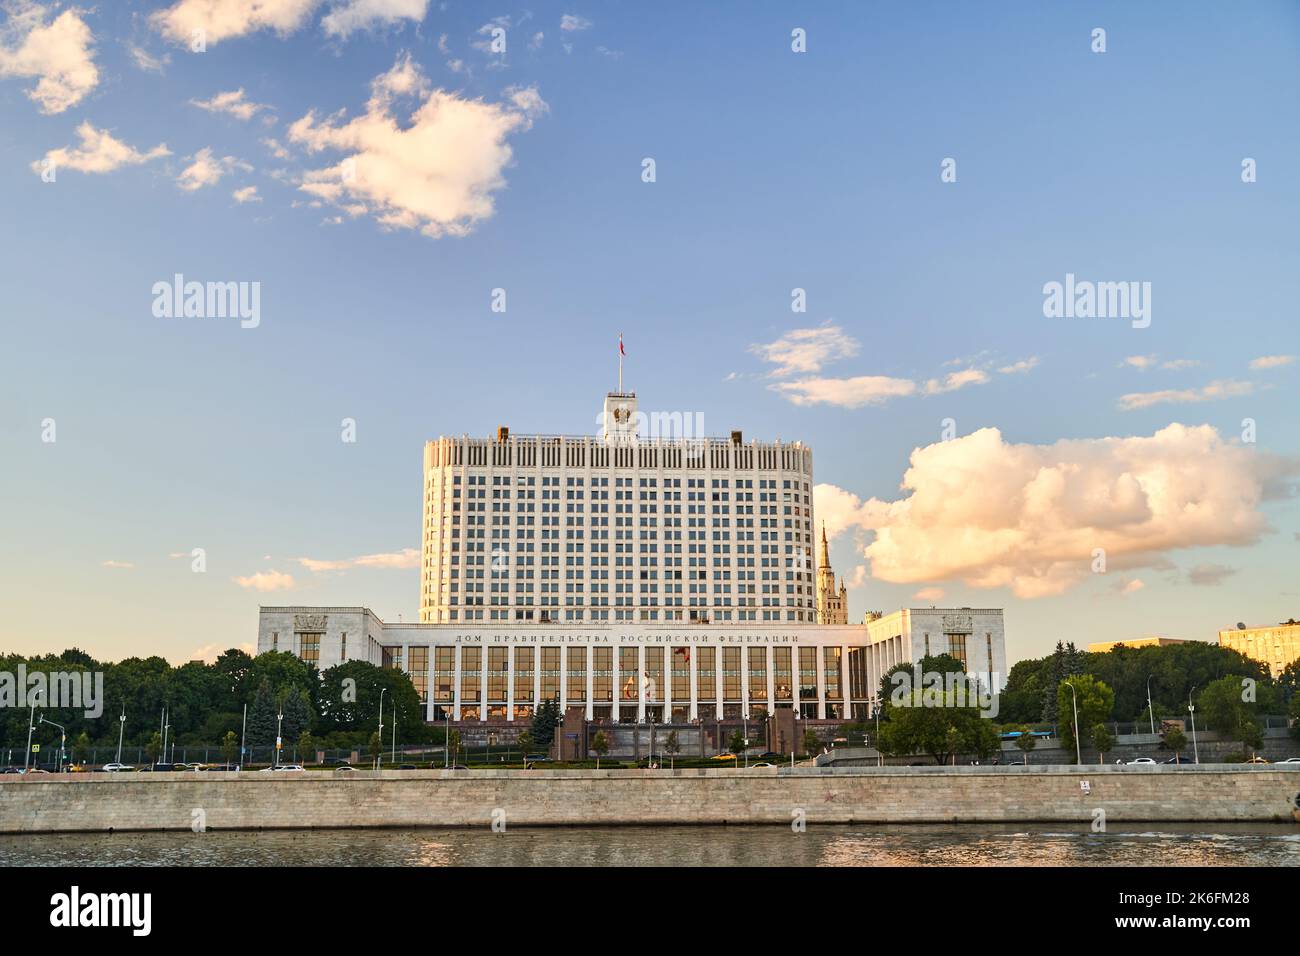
[848,641,1299,765]
[1,648,432,760]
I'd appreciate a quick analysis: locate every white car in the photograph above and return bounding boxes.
[1127,757,1157,765]
[101,763,134,772]
[258,764,306,773]
[1277,757,1300,764]
[750,762,777,768]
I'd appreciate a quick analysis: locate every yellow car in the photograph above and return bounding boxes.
[1245,756,1270,764]
[709,753,737,762]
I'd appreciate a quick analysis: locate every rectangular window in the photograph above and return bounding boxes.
[697,647,715,702]
[774,646,793,700]
[620,647,639,702]
[644,647,664,704]
[567,646,587,702]
[461,647,481,702]
[408,646,429,702]
[748,647,767,700]
[799,647,818,700]
[671,647,690,701]
[434,647,454,703]
[488,647,508,701]
[823,646,842,699]
[593,646,612,702]
[514,647,534,702]
[297,633,321,666]
[722,647,742,701]
[541,647,561,702]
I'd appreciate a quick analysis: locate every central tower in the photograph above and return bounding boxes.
[601,391,638,443]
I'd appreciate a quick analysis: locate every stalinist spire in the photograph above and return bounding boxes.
[818,521,830,570]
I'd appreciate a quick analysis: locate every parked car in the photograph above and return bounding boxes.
[397,764,419,770]
[144,763,181,772]
[334,765,358,774]
[750,762,777,769]
[260,764,306,772]
[1245,756,1270,764]
[523,753,551,763]
[1127,757,1157,765]
[1278,757,1300,764]
[23,768,51,774]
[101,763,135,772]
[1163,755,1191,764]
[709,753,736,762]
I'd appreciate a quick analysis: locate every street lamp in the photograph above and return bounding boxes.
[377,687,387,770]
[1063,680,1082,765]
[742,711,749,770]
[40,716,66,773]
[115,701,126,765]
[23,691,43,775]
[1188,686,1200,765]
[274,709,284,769]
[1146,675,1156,735]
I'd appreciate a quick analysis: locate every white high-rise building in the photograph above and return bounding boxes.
[257,381,1007,731]
[419,389,817,626]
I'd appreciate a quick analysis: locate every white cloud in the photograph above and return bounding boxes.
[1159,358,1200,371]
[1121,354,1200,371]
[1117,379,1254,410]
[0,2,99,114]
[232,184,261,203]
[261,136,291,159]
[560,13,592,31]
[190,88,271,121]
[176,147,249,191]
[1116,578,1145,595]
[1121,354,1157,370]
[529,30,543,49]
[923,368,989,395]
[771,375,917,408]
[233,569,296,591]
[997,357,1039,375]
[126,42,169,74]
[287,54,547,238]
[297,547,419,572]
[912,586,944,602]
[1186,563,1237,586]
[31,122,170,175]
[321,0,428,39]
[101,559,134,569]
[1249,354,1295,371]
[815,423,1297,599]
[751,325,859,377]
[151,0,322,47]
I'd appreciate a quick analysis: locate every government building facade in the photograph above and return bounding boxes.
[257,388,1007,738]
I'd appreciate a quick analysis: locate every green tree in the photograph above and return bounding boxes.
[728,729,746,759]
[368,730,383,768]
[1091,723,1115,764]
[1056,675,1115,763]
[1200,676,1264,758]
[145,731,162,763]
[1163,725,1188,761]
[531,698,562,749]
[877,654,967,720]
[297,730,316,765]
[72,731,91,764]
[1014,727,1037,765]
[664,730,681,770]
[944,725,961,765]
[447,729,461,766]
[247,679,278,751]
[221,730,238,767]
[590,730,609,769]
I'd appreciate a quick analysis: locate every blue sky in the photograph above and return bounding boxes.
[1,1,1297,666]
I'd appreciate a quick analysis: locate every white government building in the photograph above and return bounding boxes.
[257,388,1006,726]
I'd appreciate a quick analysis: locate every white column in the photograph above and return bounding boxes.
[714,646,723,719]
[636,645,646,722]
[452,644,463,721]
[506,645,515,721]
[841,643,852,719]
[688,645,699,721]
[816,645,826,720]
[611,645,620,723]
[765,645,775,716]
[559,644,568,713]
[585,648,594,721]
[740,645,750,718]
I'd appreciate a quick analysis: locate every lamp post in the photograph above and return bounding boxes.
[1188,687,1200,765]
[115,701,126,765]
[873,699,882,767]
[40,717,66,773]
[377,687,387,770]
[742,711,749,770]
[391,703,398,765]
[274,709,283,769]
[23,689,42,772]
[444,709,450,770]
[1063,680,1082,765]
[1146,675,1156,735]
[239,703,247,771]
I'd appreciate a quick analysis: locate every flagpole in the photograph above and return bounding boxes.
[618,332,623,394]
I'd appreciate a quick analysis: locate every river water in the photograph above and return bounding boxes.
[3,823,1297,866]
